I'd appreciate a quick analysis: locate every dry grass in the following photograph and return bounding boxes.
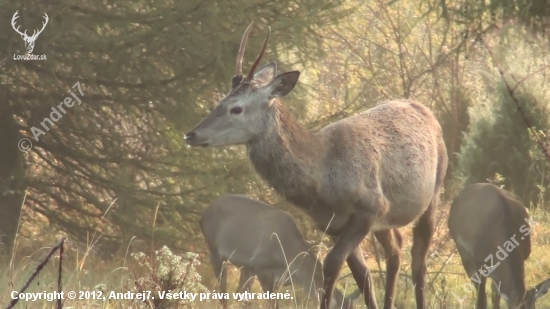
[1,202,550,309]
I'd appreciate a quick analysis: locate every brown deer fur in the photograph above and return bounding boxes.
[184,21,448,309]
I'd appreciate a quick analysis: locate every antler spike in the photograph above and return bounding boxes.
[235,20,255,76]
[245,26,271,81]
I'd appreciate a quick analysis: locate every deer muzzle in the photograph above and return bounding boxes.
[183,131,211,148]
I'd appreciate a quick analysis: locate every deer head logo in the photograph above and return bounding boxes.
[11,11,49,54]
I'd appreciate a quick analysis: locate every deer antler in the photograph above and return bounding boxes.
[245,26,270,81]
[11,11,27,37]
[235,20,255,76]
[29,13,49,39]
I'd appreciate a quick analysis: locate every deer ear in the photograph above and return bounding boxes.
[264,71,300,98]
[534,278,550,299]
[253,62,277,85]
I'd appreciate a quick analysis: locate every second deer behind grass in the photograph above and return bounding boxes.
[448,183,550,309]
[200,194,360,309]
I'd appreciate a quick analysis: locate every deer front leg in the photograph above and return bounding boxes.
[238,267,254,309]
[208,252,228,309]
[257,274,278,309]
[411,202,436,309]
[320,195,384,309]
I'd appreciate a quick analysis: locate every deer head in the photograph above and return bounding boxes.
[184,20,300,148]
[520,277,550,309]
[12,11,49,54]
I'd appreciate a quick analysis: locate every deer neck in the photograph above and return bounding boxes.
[246,100,323,203]
[261,100,317,149]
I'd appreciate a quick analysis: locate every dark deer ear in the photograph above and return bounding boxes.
[265,71,300,98]
[253,62,277,85]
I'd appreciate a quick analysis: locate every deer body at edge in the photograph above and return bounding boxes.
[448,183,550,309]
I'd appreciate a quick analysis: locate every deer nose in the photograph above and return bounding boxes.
[184,131,196,141]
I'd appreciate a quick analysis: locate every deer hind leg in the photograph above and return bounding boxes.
[456,247,488,309]
[238,267,255,308]
[473,276,488,309]
[346,245,378,309]
[209,251,228,309]
[411,200,436,309]
[374,229,403,309]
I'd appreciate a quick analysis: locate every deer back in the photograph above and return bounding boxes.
[200,195,323,288]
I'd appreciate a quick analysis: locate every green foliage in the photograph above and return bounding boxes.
[2,0,550,267]
[3,1,550,308]
[0,0,348,254]
[423,0,550,33]
[455,26,550,206]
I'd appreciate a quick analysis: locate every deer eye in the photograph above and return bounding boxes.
[230,106,243,115]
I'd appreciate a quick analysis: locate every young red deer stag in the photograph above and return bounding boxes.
[201,194,360,309]
[448,183,550,309]
[184,21,448,309]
